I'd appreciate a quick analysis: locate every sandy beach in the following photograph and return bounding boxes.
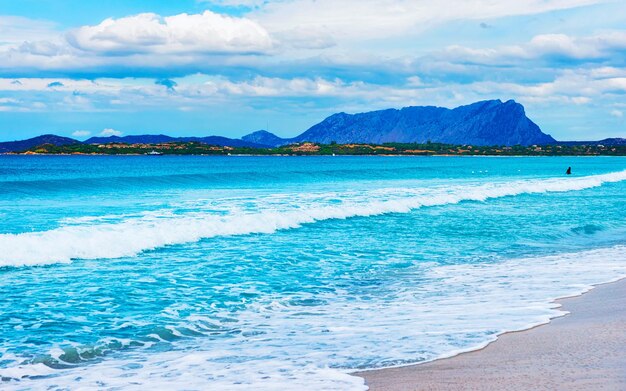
[356,279,626,391]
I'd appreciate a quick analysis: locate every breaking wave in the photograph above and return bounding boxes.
[2,170,626,267]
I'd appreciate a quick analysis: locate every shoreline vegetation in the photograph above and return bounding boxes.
[6,141,626,156]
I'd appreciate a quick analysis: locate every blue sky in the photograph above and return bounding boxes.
[0,0,625,141]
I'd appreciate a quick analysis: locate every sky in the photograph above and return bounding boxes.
[0,0,625,142]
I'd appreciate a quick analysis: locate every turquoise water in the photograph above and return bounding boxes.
[1,155,626,390]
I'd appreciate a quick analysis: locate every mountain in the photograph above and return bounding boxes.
[275,99,555,146]
[241,130,293,147]
[0,134,79,153]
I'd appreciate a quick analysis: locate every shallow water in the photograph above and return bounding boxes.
[1,155,625,390]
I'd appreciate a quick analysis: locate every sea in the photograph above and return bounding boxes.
[1,155,625,390]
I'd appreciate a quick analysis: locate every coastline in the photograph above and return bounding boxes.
[355,278,626,390]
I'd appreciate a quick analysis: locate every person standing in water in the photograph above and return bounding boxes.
[566,167,572,175]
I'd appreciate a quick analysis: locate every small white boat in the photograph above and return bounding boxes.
[147,150,163,155]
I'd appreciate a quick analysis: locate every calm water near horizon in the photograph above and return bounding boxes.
[1,155,626,390]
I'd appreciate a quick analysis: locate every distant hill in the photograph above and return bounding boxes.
[0,134,79,153]
[242,100,556,147]
[85,134,266,148]
[241,130,292,147]
[0,133,265,153]
[180,136,267,148]
[558,138,626,146]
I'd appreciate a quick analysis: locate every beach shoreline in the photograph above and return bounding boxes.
[355,278,626,390]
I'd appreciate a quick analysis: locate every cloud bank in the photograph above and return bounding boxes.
[67,11,273,55]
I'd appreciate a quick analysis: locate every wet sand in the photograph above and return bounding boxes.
[356,279,626,391]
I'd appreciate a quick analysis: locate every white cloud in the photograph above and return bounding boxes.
[66,11,273,55]
[571,96,591,104]
[62,94,92,110]
[529,31,626,60]
[463,69,626,103]
[72,130,92,137]
[0,16,59,48]
[275,26,337,49]
[100,128,123,137]
[254,0,609,42]
[406,76,424,87]
[440,31,626,64]
[19,40,65,56]
[610,109,623,118]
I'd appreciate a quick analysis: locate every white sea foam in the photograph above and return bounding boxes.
[2,170,626,267]
[2,245,626,390]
